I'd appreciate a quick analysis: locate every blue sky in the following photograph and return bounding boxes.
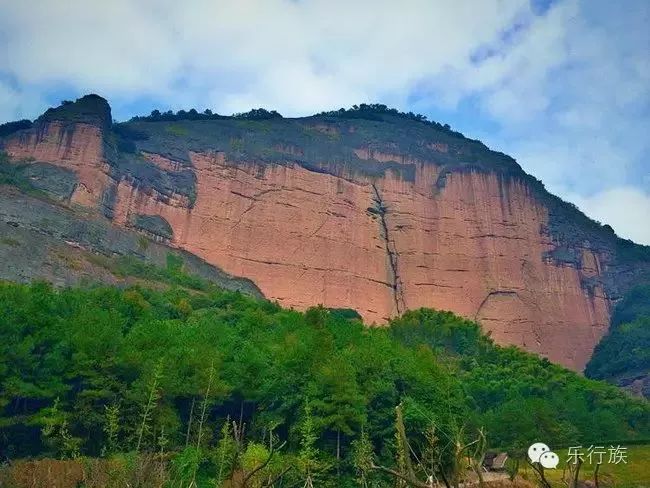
[1,0,648,244]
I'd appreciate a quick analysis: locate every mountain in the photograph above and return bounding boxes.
[1,94,649,371]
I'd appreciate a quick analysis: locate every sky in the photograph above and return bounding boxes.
[1,0,649,244]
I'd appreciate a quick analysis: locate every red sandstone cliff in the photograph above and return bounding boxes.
[4,97,646,371]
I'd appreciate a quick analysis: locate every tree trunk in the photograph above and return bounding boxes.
[337,429,341,478]
[185,397,195,447]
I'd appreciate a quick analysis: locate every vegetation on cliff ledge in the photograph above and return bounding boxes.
[0,119,33,138]
[37,94,113,130]
[586,285,650,391]
[0,280,648,486]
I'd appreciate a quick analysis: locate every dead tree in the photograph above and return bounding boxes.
[360,403,487,488]
[528,459,552,488]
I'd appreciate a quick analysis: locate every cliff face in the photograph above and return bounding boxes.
[2,96,649,371]
[6,121,110,206]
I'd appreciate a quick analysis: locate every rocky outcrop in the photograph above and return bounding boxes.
[2,96,649,371]
[0,186,262,296]
[5,121,110,207]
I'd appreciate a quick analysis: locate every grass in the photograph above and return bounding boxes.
[86,253,212,292]
[519,444,650,487]
[52,249,84,271]
[165,124,188,136]
[234,119,274,132]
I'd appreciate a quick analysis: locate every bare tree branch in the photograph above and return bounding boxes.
[243,441,287,487]
[262,465,292,488]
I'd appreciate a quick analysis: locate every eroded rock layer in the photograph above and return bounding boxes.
[3,96,649,371]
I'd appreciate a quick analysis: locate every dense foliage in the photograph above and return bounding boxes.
[130,108,227,122]
[585,317,650,381]
[586,285,650,382]
[128,102,454,127]
[128,107,282,123]
[1,281,648,486]
[0,119,33,138]
[233,108,283,120]
[318,103,466,138]
[610,285,650,328]
[37,94,112,129]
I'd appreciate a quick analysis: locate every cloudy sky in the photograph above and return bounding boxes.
[1,0,648,244]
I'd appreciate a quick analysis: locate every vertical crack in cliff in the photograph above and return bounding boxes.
[371,183,405,315]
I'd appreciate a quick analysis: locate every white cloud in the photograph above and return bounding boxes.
[0,82,47,122]
[0,0,648,244]
[0,0,181,94]
[471,0,650,243]
[0,0,531,115]
[468,0,579,121]
[0,84,23,122]
[568,187,650,245]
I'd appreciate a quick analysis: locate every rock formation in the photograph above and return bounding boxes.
[2,95,649,371]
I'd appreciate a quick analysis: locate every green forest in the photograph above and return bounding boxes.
[1,277,648,487]
[585,285,650,384]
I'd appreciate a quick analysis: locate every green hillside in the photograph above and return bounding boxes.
[1,278,648,487]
